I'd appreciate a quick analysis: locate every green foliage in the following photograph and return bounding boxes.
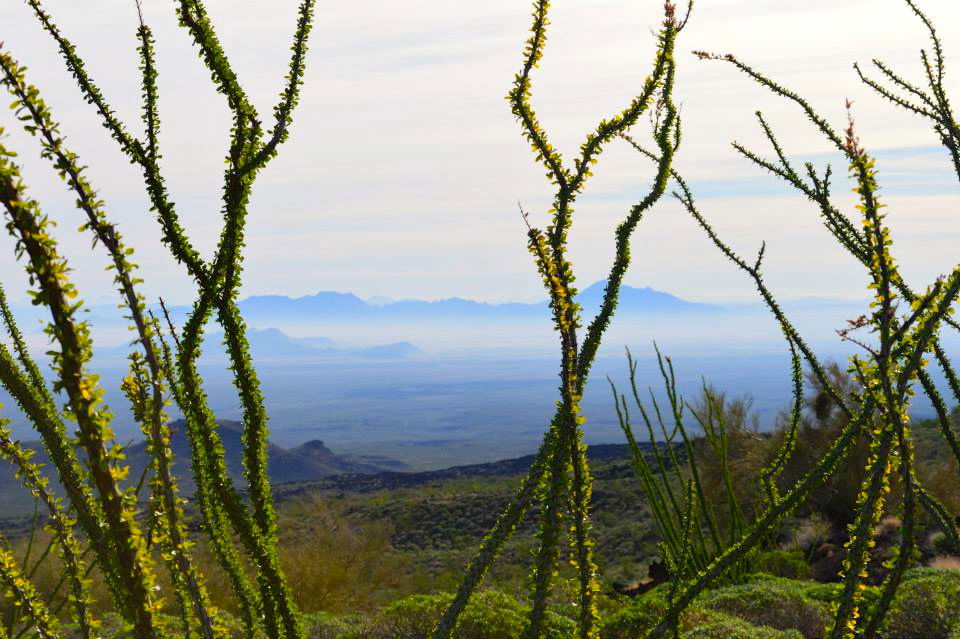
[610,349,761,585]
[752,552,812,581]
[930,531,959,557]
[368,591,574,639]
[617,3,960,637]
[699,580,831,639]
[0,0,318,637]
[682,613,804,639]
[601,585,806,639]
[433,3,686,638]
[602,587,677,638]
[764,366,870,531]
[299,612,369,639]
[881,568,960,639]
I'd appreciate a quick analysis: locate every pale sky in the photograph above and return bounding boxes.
[0,0,958,306]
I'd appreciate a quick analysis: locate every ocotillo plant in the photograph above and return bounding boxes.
[433,2,688,638]
[623,2,960,637]
[0,1,316,638]
[609,347,754,587]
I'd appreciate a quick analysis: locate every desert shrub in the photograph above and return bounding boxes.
[752,551,812,580]
[601,585,807,639]
[300,611,373,639]
[688,386,769,528]
[683,610,804,639]
[882,568,960,639]
[277,497,408,614]
[765,365,872,532]
[930,531,959,556]
[699,580,831,639]
[601,587,673,638]
[365,590,573,639]
[62,613,192,639]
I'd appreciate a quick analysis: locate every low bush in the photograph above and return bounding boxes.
[602,586,677,638]
[601,585,809,639]
[699,579,830,639]
[882,568,960,639]
[302,611,373,639]
[363,590,574,639]
[683,610,805,639]
[603,577,834,639]
[752,550,812,580]
[930,531,959,557]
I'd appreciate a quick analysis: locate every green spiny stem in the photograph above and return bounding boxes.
[916,485,960,551]
[174,322,269,637]
[828,418,895,638]
[136,12,160,161]
[240,0,318,175]
[732,118,868,263]
[157,306,260,639]
[666,481,698,637]
[578,52,678,381]
[524,223,583,636]
[0,283,49,400]
[626,350,684,527]
[0,149,163,639]
[0,418,95,639]
[855,61,938,120]
[760,335,803,505]
[648,399,877,639]
[0,50,220,638]
[0,541,60,639]
[24,1,145,161]
[175,0,259,124]
[690,389,747,545]
[611,385,682,560]
[430,432,554,639]
[862,423,916,639]
[622,143,851,420]
[0,343,110,582]
[175,174,301,637]
[524,13,679,633]
[645,383,715,564]
[178,295,300,639]
[524,419,568,639]
[436,8,682,632]
[657,351,723,557]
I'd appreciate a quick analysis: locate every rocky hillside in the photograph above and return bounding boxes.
[0,419,409,524]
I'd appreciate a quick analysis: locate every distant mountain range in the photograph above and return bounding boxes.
[7,282,873,357]
[227,281,719,327]
[0,420,410,521]
[8,283,868,335]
